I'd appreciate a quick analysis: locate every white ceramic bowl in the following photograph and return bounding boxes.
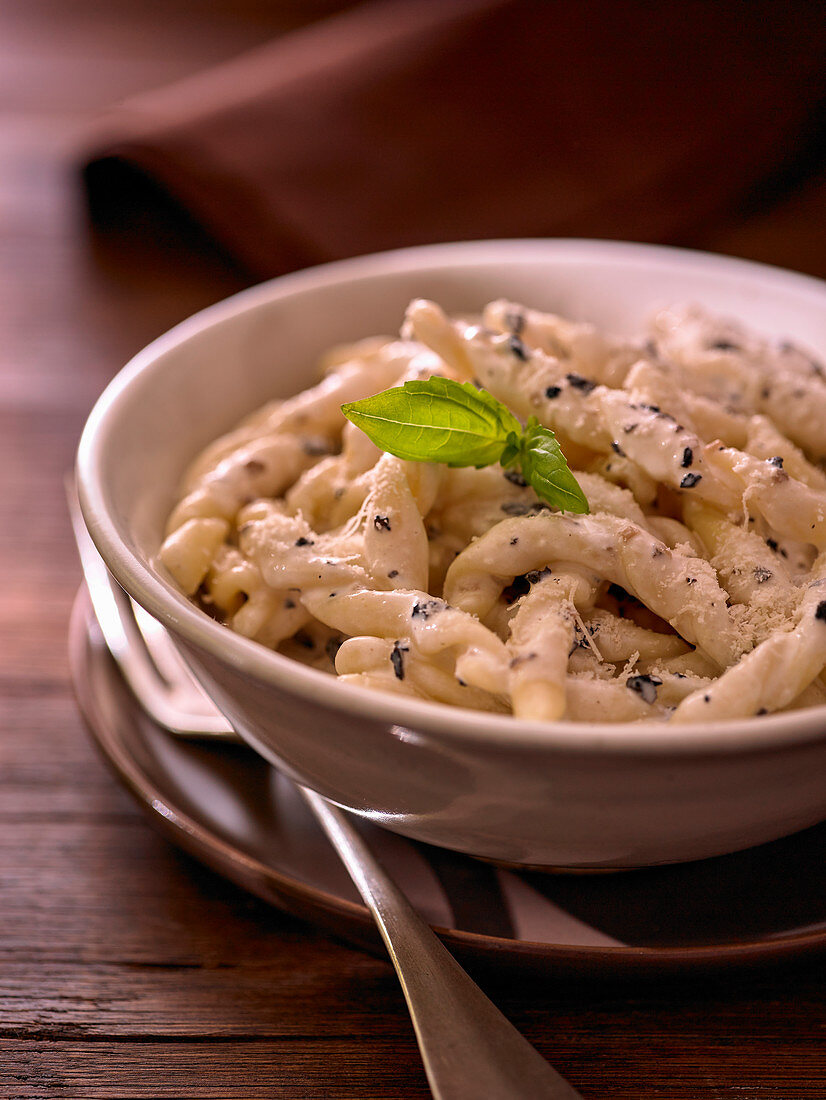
[77,239,826,869]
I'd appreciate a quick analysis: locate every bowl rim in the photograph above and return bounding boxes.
[76,237,826,757]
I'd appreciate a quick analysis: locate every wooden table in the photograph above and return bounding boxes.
[2,4,825,1097]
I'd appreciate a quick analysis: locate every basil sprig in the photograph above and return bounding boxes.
[342,377,589,514]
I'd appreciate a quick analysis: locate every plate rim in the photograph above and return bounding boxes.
[69,585,826,977]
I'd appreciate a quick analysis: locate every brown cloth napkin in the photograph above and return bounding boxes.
[82,0,826,280]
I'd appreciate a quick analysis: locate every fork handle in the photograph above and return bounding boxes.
[301,787,584,1100]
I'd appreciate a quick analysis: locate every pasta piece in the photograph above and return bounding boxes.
[756,372,826,462]
[338,668,431,701]
[744,416,826,493]
[699,445,826,550]
[563,676,668,722]
[787,678,826,710]
[644,516,705,556]
[279,620,344,671]
[181,402,283,491]
[682,498,798,648]
[158,517,229,595]
[572,473,654,530]
[426,466,546,542]
[582,609,690,663]
[651,303,826,460]
[167,434,332,532]
[672,571,826,721]
[482,298,639,388]
[506,569,599,721]
[203,545,311,648]
[239,506,367,591]
[443,512,740,667]
[335,636,507,711]
[285,421,381,530]
[583,452,659,507]
[300,587,510,695]
[360,455,431,592]
[640,671,713,708]
[622,359,749,448]
[637,649,721,680]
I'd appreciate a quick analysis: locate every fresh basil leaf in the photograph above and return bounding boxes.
[518,418,590,514]
[499,430,522,470]
[342,377,522,468]
[343,379,589,514]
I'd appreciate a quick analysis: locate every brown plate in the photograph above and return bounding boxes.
[70,587,826,978]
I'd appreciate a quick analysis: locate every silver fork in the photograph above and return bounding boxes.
[67,480,585,1100]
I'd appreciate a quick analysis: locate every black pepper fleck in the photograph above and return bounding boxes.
[815,600,826,622]
[545,384,562,399]
[525,568,551,585]
[295,536,314,547]
[753,566,773,584]
[505,310,525,335]
[626,674,662,704]
[566,372,597,394]
[302,439,331,457]
[504,468,528,487]
[680,447,694,468]
[768,455,784,468]
[508,334,528,361]
[412,599,442,620]
[510,652,538,669]
[502,575,531,603]
[680,472,702,489]
[374,514,392,532]
[390,641,408,680]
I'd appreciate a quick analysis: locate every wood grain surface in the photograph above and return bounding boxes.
[2,3,825,1098]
